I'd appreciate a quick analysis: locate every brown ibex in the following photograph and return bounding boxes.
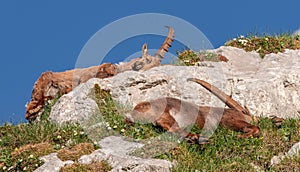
[26,26,174,121]
[128,78,260,144]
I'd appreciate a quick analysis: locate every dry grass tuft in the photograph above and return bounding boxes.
[60,161,111,172]
[57,143,95,161]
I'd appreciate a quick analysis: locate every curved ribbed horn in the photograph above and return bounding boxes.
[187,78,249,115]
[154,26,175,59]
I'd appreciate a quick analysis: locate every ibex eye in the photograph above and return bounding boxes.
[132,61,144,71]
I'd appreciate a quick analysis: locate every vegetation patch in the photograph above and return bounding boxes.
[176,49,228,66]
[0,107,95,171]
[60,161,112,172]
[167,118,300,171]
[226,34,300,58]
[57,143,95,161]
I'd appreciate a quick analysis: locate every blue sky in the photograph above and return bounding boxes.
[0,1,299,124]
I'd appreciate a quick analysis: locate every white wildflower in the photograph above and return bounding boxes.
[73,130,78,136]
[238,39,248,46]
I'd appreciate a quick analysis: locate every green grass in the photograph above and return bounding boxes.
[175,34,300,65]
[175,49,226,66]
[0,112,101,171]
[225,33,300,58]
[168,118,300,171]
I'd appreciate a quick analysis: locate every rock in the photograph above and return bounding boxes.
[50,47,300,125]
[79,136,173,172]
[48,79,101,125]
[97,135,144,156]
[34,153,74,172]
[270,142,300,167]
[35,136,173,172]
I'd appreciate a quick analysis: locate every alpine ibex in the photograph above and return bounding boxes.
[26,26,174,121]
[128,78,260,144]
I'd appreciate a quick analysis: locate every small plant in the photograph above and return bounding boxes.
[225,33,300,58]
[57,143,95,161]
[176,49,228,66]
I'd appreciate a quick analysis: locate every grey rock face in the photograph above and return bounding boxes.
[45,47,300,171]
[35,136,173,172]
[79,136,173,172]
[34,153,74,172]
[50,47,300,125]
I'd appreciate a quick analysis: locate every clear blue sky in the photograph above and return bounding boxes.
[0,1,299,124]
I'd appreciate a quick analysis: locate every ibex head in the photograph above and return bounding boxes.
[117,26,175,73]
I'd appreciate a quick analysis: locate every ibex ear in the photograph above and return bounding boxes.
[142,43,148,58]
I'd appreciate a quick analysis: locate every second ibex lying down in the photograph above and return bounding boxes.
[128,78,260,144]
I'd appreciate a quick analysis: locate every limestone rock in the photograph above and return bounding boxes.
[35,136,173,172]
[34,153,74,172]
[49,47,300,126]
[79,136,173,172]
[49,79,102,125]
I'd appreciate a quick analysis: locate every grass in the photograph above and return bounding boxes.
[225,33,300,58]
[0,112,103,171]
[60,161,112,172]
[169,118,300,171]
[175,49,227,66]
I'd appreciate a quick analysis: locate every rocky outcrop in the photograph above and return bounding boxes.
[42,46,300,172]
[34,153,74,172]
[34,136,173,172]
[50,47,300,126]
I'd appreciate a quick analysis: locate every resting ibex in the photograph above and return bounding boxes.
[26,26,174,121]
[129,78,260,144]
